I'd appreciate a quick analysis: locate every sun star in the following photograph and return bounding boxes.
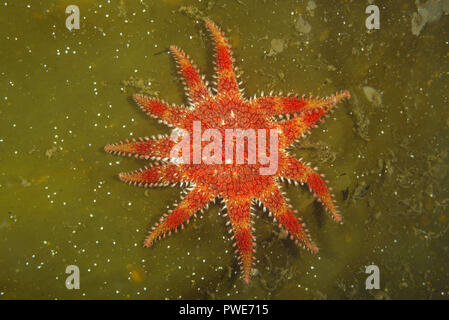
[105,20,350,283]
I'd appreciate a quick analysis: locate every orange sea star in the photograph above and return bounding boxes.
[105,20,350,283]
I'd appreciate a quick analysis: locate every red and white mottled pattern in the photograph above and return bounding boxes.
[105,20,350,283]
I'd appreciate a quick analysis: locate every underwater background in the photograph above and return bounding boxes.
[0,0,448,299]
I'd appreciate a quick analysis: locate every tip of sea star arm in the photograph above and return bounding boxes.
[303,240,319,254]
[118,167,159,188]
[204,20,240,95]
[303,90,351,113]
[306,171,342,223]
[169,45,211,103]
[234,229,256,284]
[224,199,256,283]
[104,140,139,156]
[334,90,350,110]
[278,209,319,253]
[118,163,184,188]
[278,156,342,223]
[326,202,342,223]
[338,90,351,100]
[104,136,174,160]
[258,183,319,253]
[257,90,350,119]
[204,19,219,34]
[133,93,187,128]
[143,186,214,247]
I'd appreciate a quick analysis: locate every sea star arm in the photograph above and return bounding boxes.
[258,182,318,253]
[104,136,174,160]
[118,163,186,187]
[223,198,255,284]
[255,90,350,118]
[205,20,240,95]
[278,155,341,222]
[143,185,214,247]
[169,45,211,103]
[133,94,190,128]
[275,107,332,148]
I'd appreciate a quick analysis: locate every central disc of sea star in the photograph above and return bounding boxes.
[105,20,350,283]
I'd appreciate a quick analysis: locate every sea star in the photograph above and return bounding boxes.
[105,20,350,283]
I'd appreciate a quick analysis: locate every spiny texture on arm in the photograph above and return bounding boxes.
[258,182,318,253]
[256,90,350,119]
[133,94,190,128]
[278,154,341,222]
[275,108,331,149]
[118,163,186,188]
[104,136,175,160]
[169,45,211,103]
[205,20,241,95]
[143,185,214,247]
[223,198,255,284]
